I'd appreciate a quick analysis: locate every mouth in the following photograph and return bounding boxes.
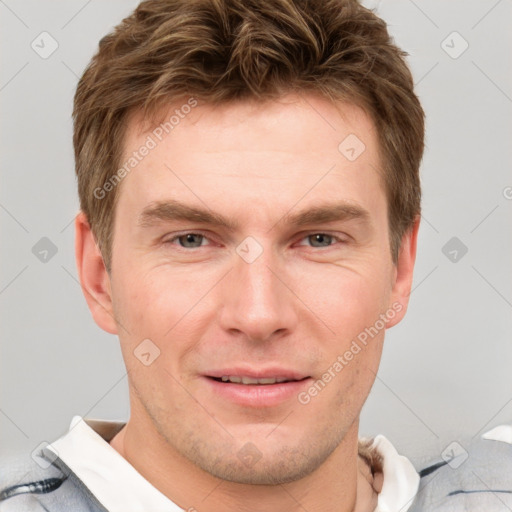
[203,370,312,407]
[210,375,307,385]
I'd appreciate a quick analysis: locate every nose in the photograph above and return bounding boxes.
[218,243,299,343]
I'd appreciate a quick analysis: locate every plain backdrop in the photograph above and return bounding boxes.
[1,0,511,469]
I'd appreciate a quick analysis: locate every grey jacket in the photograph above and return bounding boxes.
[408,435,512,511]
[1,435,511,511]
[0,446,106,511]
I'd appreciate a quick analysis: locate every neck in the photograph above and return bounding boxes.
[109,406,377,512]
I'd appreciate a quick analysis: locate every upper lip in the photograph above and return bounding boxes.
[205,368,309,381]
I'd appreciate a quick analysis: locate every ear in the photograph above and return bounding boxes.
[75,211,118,334]
[386,216,420,328]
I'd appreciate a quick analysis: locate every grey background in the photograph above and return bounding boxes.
[1,0,511,469]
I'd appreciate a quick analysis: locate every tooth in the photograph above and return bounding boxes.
[241,376,259,385]
[218,375,293,385]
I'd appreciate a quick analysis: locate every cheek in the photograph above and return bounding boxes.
[114,266,191,330]
[291,261,392,341]
[111,264,218,371]
[112,269,205,403]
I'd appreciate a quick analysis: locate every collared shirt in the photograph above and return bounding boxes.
[43,415,421,512]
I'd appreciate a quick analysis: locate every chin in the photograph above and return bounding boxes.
[205,457,315,485]
[190,438,337,486]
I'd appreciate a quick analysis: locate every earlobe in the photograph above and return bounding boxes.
[386,216,420,329]
[75,211,118,334]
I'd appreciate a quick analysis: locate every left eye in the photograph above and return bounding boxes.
[169,233,209,248]
[298,234,338,248]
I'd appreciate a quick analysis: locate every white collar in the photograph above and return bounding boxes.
[46,415,420,512]
[47,416,179,511]
[371,435,419,512]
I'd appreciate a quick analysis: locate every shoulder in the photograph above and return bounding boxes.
[408,432,512,511]
[0,449,105,512]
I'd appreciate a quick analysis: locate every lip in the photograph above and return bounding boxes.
[206,367,308,381]
[202,368,312,408]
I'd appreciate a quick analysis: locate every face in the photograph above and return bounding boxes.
[79,94,417,485]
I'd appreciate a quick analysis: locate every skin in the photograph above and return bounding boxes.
[75,93,419,512]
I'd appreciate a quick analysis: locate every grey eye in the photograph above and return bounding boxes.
[177,233,205,248]
[307,234,333,247]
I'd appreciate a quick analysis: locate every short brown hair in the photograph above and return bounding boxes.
[73,0,424,272]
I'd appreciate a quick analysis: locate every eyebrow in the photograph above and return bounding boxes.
[138,200,237,230]
[137,199,370,231]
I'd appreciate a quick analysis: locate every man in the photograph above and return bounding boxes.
[2,0,509,511]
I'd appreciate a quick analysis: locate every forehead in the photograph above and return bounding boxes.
[116,94,385,225]
[126,94,379,161]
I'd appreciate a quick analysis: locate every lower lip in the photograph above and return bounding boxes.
[203,377,312,408]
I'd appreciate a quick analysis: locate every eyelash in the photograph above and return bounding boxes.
[163,231,347,249]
